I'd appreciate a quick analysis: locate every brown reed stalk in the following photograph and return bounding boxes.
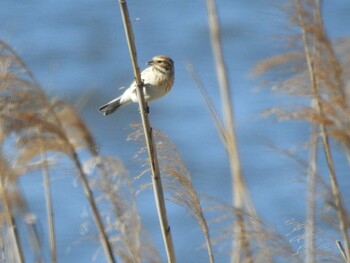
[295,0,350,260]
[117,1,176,262]
[305,124,317,263]
[21,66,116,263]
[12,113,117,263]
[52,99,149,261]
[189,61,275,262]
[36,105,116,262]
[24,121,114,263]
[39,141,56,263]
[205,0,252,262]
[0,38,117,262]
[70,150,116,263]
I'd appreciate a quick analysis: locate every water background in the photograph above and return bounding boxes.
[1,1,350,262]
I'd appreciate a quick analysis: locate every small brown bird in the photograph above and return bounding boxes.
[99,55,174,115]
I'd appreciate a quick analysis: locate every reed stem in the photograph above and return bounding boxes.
[40,137,57,263]
[296,0,350,260]
[44,108,116,263]
[117,1,176,262]
[71,152,116,263]
[206,0,252,261]
[305,124,317,263]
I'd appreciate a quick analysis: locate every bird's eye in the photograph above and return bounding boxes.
[157,60,162,63]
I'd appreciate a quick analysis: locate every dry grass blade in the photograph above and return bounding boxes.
[0,40,38,83]
[0,41,50,263]
[189,58,274,262]
[253,1,350,261]
[253,15,350,151]
[204,197,301,263]
[84,156,161,263]
[69,149,116,263]
[51,99,97,155]
[252,51,305,77]
[287,219,337,262]
[187,63,226,146]
[0,39,116,262]
[169,135,212,257]
[204,0,276,261]
[295,0,350,259]
[0,137,54,263]
[206,0,251,261]
[129,123,214,262]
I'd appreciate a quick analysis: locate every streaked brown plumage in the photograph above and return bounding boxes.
[99,55,174,116]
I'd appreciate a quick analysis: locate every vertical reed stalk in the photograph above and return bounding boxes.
[206,0,252,262]
[40,143,56,263]
[46,106,116,262]
[117,1,176,262]
[70,152,116,263]
[39,112,116,262]
[296,0,350,260]
[305,124,317,263]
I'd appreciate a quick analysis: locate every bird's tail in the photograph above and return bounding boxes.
[99,97,122,116]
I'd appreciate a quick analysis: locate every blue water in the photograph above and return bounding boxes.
[1,1,350,262]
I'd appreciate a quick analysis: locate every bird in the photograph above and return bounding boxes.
[99,55,174,116]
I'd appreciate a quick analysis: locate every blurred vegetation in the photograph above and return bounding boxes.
[0,0,350,262]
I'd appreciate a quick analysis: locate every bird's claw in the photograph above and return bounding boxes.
[139,105,149,115]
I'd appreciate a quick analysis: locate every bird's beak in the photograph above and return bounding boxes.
[147,60,154,66]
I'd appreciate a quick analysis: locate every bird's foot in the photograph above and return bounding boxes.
[139,106,149,115]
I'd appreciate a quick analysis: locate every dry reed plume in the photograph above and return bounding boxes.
[129,123,214,263]
[253,0,350,262]
[1,0,350,262]
[83,156,161,263]
[0,39,160,262]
